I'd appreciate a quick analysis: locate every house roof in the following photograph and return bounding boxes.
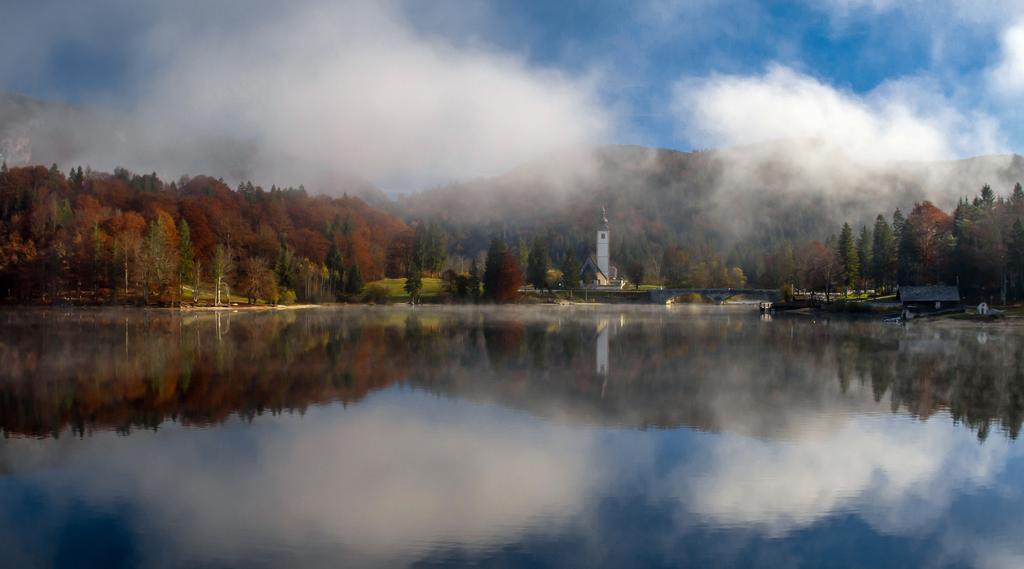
[579,255,608,280]
[897,286,960,302]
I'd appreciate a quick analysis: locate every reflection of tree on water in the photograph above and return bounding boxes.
[0,309,408,436]
[4,308,1024,440]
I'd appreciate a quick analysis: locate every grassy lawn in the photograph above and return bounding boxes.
[368,277,445,300]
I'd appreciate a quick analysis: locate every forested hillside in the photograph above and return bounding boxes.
[819,185,1024,302]
[0,164,408,304]
[5,141,1024,304]
[397,144,1024,292]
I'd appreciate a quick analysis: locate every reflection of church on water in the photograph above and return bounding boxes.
[595,316,624,397]
[596,318,609,377]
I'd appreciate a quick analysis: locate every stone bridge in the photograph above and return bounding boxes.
[649,288,782,304]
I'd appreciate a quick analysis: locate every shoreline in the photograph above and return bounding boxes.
[3,302,1024,327]
[178,304,321,312]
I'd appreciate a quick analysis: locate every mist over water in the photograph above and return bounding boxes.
[2,306,1024,568]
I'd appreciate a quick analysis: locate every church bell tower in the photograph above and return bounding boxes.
[597,207,609,278]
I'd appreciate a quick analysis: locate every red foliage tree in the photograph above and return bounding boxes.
[492,252,523,303]
[908,201,953,284]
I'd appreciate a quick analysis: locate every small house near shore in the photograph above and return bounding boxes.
[897,286,962,313]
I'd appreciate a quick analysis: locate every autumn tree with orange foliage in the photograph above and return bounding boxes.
[906,201,953,285]
[483,236,522,303]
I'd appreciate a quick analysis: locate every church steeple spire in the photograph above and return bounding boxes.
[597,207,609,279]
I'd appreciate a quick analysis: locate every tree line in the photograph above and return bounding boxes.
[794,184,1024,301]
[0,163,406,304]
[6,161,1023,305]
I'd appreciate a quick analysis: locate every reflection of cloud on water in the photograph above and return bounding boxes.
[0,394,601,567]
[3,389,1023,568]
[5,301,1024,569]
[667,413,1015,537]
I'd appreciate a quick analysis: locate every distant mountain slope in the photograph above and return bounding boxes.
[396,143,1024,279]
[0,91,93,166]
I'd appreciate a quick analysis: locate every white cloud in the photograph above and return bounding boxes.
[990,21,1024,95]
[0,0,611,190]
[672,65,1004,162]
[661,414,1013,537]
[0,398,601,567]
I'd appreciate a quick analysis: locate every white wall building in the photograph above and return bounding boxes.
[580,207,620,288]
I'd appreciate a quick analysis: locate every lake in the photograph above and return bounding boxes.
[2,305,1023,568]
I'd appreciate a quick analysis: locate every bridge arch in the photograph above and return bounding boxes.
[649,288,781,305]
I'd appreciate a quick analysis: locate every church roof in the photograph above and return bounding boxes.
[580,255,608,280]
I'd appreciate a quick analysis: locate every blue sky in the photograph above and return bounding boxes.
[418,0,1011,150]
[3,0,1024,186]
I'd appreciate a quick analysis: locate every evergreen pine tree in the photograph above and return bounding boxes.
[483,236,507,299]
[1012,183,1024,210]
[892,208,906,239]
[428,222,447,273]
[467,258,481,300]
[404,263,423,301]
[871,214,895,292]
[526,238,550,291]
[517,238,529,276]
[1008,219,1024,300]
[979,184,996,209]
[326,241,344,295]
[837,223,859,293]
[275,242,298,291]
[345,263,364,295]
[69,166,85,190]
[561,250,580,292]
[897,217,918,285]
[47,163,61,187]
[857,225,872,292]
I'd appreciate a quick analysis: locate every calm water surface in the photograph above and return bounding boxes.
[2,305,1024,568]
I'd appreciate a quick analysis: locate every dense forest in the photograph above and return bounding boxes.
[398,145,1024,299]
[0,163,411,304]
[814,184,1024,302]
[3,156,1024,305]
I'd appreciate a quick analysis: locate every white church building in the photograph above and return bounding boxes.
[579,208,622,288]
